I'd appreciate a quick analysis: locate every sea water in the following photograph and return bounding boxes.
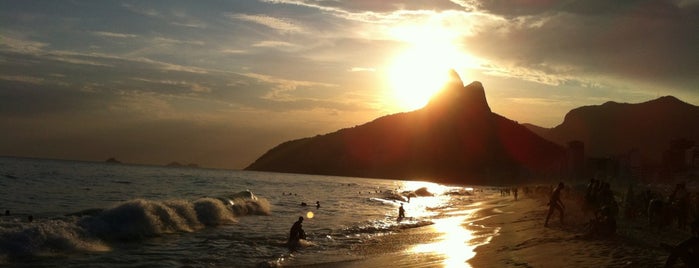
[0,156,501,267]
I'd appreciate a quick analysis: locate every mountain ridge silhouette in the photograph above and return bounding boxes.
[246,71,565,185]
[524,95,699,165]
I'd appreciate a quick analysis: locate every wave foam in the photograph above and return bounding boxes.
[0,192,272,259]
[0,220,109,258]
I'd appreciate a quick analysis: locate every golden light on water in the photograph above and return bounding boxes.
[398,180,480,267]
[411,215,476,268]
[401,180,450,195]
[306,211,314,219]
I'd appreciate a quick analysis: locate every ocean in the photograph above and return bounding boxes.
[0,156,503,267]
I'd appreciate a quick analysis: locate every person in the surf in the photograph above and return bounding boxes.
[544,182,565,227]
[288,216,306,251]
[398,203,406,219]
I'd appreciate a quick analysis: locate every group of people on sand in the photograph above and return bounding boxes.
[541,180,622,234]
[583,179,619,236]
[538,180,699,267]
[500,187,519,200]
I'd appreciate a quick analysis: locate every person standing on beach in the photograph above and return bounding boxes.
[545,182,565,227]
[398,203,405,219]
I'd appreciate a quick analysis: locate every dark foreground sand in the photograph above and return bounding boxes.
[318,191,694,268]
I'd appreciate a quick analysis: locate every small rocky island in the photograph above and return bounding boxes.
[105,157,122,164]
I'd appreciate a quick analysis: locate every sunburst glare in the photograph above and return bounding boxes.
[386,21,467,111]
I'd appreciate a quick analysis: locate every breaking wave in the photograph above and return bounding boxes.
[0,191,271,259]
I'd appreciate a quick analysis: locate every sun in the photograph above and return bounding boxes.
[386,25,463,111]
[388,47,454,110]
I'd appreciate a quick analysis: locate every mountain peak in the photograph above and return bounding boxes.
[652,95,686,105]
[426,70,490,114]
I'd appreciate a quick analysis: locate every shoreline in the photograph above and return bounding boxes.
[310,189,694,267]
[469,190,690,267]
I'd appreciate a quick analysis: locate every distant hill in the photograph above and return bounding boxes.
[524,96,699,164]
[246,71,565,185]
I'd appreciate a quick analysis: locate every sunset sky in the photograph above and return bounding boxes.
[1,0,698,169]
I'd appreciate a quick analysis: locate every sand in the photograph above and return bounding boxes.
[324,190,695,268]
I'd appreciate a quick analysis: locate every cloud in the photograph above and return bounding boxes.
[262,0,466,13]
[228,13,305,33]
[221,49,248,54]
[152,37,205,46]
[0,75,44,85]
[0,35,49,54]
[131,78,212,94]
[242,72,336,101]
[252,40,297,49]
[91,31,138,38]
[349,67,376,72]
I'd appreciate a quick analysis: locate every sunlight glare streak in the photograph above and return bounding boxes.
[402,180,450,195]
[411,215,476,268]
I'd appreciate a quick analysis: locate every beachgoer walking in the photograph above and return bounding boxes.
[545,182,565,227]
[398,203,405,219]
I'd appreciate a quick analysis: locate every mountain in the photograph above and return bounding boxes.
[525,96,699,164]
[245,71,565,185]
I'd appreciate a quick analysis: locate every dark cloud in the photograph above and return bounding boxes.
[469,0,690,17]
[464,0,699,90]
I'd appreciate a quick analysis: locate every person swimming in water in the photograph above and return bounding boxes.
[288,216,306,251]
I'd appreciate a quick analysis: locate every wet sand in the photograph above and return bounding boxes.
[318,190,694,267]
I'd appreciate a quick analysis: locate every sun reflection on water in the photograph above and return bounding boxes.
[397,180,479,267]
[410,215,476,268]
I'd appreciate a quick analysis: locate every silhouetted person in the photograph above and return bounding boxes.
[669,183,690,229]
[514,188,519,201]
[300,202,307,207]
[545,182,565,227]
[315,201,320,209]
[398,203,405,219]
[288,216,305,251]
[4,210,8,216]
[28,215,33,222]
[589,205,616,237]
[665,220,699,267]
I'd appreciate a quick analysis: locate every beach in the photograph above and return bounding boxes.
[326,188,694,268]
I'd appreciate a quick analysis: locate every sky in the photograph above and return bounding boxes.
[1,0,698,170]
